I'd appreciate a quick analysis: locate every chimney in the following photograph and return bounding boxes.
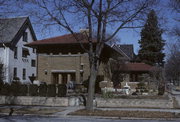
[80,28,89,36]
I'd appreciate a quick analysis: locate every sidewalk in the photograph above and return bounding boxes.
[0,105,179,119]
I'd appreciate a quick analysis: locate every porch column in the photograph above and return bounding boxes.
[58,74,62,84]
[67,74,71,83]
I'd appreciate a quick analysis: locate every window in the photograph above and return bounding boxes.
[13,67,17,78]
[23,32,28,42]
[14,47,17,59]
[31,59,36,67]
[32,48,36,53]
[23,68,26,80]
[22,48,30,58]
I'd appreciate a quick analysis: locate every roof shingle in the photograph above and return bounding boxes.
[27,33,95,46]
[119,63,154,72]
[0,17,28,43]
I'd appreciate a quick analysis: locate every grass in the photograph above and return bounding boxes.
[69,109,180,118]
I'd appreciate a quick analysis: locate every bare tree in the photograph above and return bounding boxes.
[169,0,180,14]
[20,0,156,110]
[103,58,126,88]
[165,41,180,86]
[168,0,180,38]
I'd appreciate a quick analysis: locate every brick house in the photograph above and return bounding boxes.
[26,33,134,85]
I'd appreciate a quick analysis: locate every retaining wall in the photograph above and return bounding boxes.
[0,95,177,109]
[96,97,174,109]
[0,96,80,107]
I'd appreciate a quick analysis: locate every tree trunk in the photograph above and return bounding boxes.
[86,61,98,111]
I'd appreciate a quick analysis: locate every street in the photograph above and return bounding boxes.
[0,115,179,122]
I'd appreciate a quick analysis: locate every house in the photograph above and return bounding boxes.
[101,45,155,89]
[26,33,134,85]
[116,62,155,89]
[0,17,37,83]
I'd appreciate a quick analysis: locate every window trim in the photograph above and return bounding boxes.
[31,59,36,67]
[23,32,28,42]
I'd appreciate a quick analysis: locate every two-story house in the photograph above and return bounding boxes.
[26,33,134,85]
[0,17,37,83]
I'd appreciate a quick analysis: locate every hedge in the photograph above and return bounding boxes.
[57,84,67,97]
[39,84,47,97]
[47,84,56,97]
[0,83,10,95]
[29,84,38,96]
[18,85,28,96]
[0,83,67,97]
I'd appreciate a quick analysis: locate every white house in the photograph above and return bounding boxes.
[0,17,37,83]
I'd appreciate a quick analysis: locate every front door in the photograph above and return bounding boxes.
[62,73,68,84]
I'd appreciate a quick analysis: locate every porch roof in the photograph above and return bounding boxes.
[119,63,155,72]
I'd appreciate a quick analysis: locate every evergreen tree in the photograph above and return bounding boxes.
[138,10,165,66]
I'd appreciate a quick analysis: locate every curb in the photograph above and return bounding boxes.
[0,112,180,121]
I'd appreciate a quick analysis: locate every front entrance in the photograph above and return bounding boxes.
[52,73,76,84]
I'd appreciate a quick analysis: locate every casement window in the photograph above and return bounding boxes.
[31,59,36,67]
[14,47,18,59]
[23,32,28,42]
[23,68,26,80]
[22,48,30,58]
[13,67,17,78]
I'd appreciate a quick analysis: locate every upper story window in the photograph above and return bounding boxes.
[22,48,30,58]
[14,47,18,59]
[23,32,28,42]
[31,59,36,67]
[13,67,17,78]
[33,48,36,53]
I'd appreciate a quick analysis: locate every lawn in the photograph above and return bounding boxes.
[69,109,180,118]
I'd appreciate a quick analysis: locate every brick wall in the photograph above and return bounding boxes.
[37,53,106,84]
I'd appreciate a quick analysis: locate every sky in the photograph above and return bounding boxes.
[27,0,178,55]
[1,0,179,55]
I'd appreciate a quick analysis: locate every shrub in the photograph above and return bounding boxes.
[47,84,56,97]
[39,84,47,97]
[102,91,114,99]
[132,92,137,95]
[82,78,101,93]
[10,81,21,96]
[0,83,10,95]
[57,84,67,97]
[18,85,28,96]
[137,82,146,89]
[158,85,165,95]
[0,81,4,93]
[29,84,38,96]
[0,63,3,82]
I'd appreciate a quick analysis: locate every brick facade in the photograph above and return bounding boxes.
[37,53,106,84]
